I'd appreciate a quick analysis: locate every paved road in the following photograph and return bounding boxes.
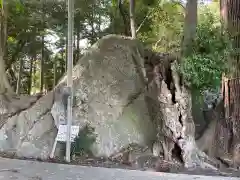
[0,158,238,180]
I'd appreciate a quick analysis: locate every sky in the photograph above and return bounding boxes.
[45,32,89,55]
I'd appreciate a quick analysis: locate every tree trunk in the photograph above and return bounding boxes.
[176,0,201,168]
[90,4,95,45]
[73,33,76,64]
[216,0,240,167]
[181,0,197,56]
[76,26,80,63]
[73,34,76,49]
[0,1,13,94]
[16,58,23,94]
[145,52,218,170]
[33,59,37,94]
[129,0,136,39]
[65,36,68,72]
[53,56,57,87]
[97,0,101,38]
[28,56,34,95]
[74,21,80,65]
[61,50,65,75]
[145,0,219,169]
[0,1,39,132]
[40,35,44,93]
[118,0,130,36]
[40,0,45,93]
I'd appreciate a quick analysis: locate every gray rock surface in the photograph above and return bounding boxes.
[0,158,238,180]
[51,35,156,157]
[0,92,57,159]
[0,35,156,159]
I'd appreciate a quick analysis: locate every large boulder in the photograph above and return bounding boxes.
[0,35,156,159]
[52,35,156,157]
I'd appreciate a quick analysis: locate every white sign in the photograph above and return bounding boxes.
[56,125,80,142]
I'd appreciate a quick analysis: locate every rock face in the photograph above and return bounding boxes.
[0,93,57,159]
[0,35,156,159]
[53,35,156,157]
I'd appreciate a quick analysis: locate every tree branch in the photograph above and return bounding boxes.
[171,0,186,11]
[136,1,185,34]
[136,8,155,34]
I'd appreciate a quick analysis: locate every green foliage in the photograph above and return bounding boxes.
[137,1,229,91]
[4,0,110,94]
[179,6,231,91]
[137,1,184,53]
[4,0,230,95]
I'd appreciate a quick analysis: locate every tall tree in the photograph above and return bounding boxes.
[53,56,57,87]
[181,0,197,56]
[217,0,240,167]
[177,0,200,168]
[40,0,45,93]
[148,0,216,169]
[16,57,23,94]
[0,0,13,94]
[28,56,34,95]
[118,0,130,36]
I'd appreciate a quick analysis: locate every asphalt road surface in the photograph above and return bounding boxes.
[0,158,238,180]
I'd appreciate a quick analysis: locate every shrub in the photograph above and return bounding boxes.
[179,8,231,91]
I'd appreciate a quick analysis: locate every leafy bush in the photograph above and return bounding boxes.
[180,8,231,91]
